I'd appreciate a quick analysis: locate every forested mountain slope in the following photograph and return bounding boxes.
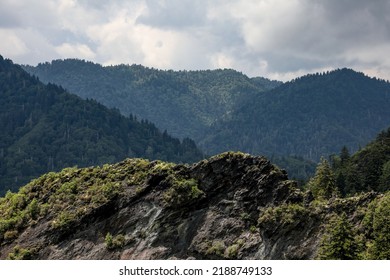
[25,62,390,164]
[203,69,390,160]
[23,59,281,141]
[0,56,203,195]
[331,128,390,196]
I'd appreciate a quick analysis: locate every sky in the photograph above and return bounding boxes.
[1,0,390,81]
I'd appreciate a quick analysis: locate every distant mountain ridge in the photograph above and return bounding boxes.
[23,59,281,141]
[202,68,390,160]
[0,55,204,195]
[24,62,390,163]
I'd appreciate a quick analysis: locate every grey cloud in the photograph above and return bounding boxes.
[46,29,94,48]
[0,7,21,28]
[0,1,58,28]
[1,0,390,81]
[78,0,112,9]
[238,0,390,75]
[261,52,328,73]
[136,0,208,29]
[312,0,390,41]
[317,0,390,18]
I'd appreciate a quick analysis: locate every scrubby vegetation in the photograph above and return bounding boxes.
[0,148,389,260]
[0,156,207,247]
[163,177,204,208]
[6,245,35,260]
[258,203,310,229]
[105,233,126,250]
[0,158,162,243]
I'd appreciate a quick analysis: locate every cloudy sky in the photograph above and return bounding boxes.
[1,0,390,81]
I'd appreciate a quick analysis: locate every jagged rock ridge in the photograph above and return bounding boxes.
[0,153,380,259]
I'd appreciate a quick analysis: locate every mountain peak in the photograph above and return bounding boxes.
[203,66,390,160]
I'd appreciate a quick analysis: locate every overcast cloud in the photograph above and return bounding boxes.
[1,0,390,81]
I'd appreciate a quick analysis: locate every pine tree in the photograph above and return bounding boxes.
[336,172,347,197]
[340,146,350,165]
[379,161,390,192]
[368,193,390,259]
[317,213,359,259]
[308,157,337,199]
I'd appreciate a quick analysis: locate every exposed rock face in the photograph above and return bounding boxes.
[0,152,377,259]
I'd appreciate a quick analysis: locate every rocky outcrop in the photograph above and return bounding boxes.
[0,152,379,259]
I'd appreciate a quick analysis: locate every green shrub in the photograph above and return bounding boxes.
[3,230,19,240]
[27,198,40,220]
[57,182,79,195]
[88,182,122,204]
[163,177,204,207]
[240,212,251,221]
[105,233,126,250]
[152,161,175,173]
[105,232,113,248]
[6,246,34,260]
[51,211,77,230]
[258,203,309,226]
[250,225,257,233]
[206,241,225,257]
[225,244,240,258]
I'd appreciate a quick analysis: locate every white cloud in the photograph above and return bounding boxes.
[55,43,95,59]
[85,8,146,65]
[211,53,234,69]
[0,29,28,56]
[1,0,390,81]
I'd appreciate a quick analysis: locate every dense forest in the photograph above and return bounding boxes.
[0,56,204,195]
[329,128,390,196]
[23,59,281,142]
[203,69,390,160]
[25,61,390,165]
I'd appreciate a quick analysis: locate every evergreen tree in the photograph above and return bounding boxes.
[340,146,350,165]
[379,161,390,192]
[331,127,390,195]
[367,193,390,259]
[308,157,337,199]
[336,172,347,197]
[317,213,359,259]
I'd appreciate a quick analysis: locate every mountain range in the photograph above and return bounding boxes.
[23,59,281,142]
[24,60,390,162]
[204,69,390,160]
